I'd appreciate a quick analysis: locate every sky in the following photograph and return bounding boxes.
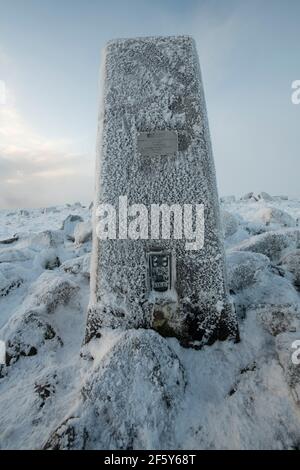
[0,0,299,208]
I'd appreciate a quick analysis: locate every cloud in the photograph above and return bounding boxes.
[0,86,93,208]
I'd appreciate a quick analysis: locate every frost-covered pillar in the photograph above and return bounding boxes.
[86,35,238,347]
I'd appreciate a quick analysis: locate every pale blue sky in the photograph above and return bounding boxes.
[0,0,299,208]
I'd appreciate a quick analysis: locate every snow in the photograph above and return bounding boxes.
[0,196,300,449]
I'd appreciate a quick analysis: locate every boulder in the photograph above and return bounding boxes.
[0,236,19,245]
[19,209,29,217]
[33,368,61,409]
[27,272,79,314]
[61,215,84,242]
[45,256,61,271]
[44,329,186,450]
[221,210,238,238]
[279,250,300,290]
[253,207,295,228]
[3,309,62,366]
[0,263,24,297]
[33,248,61,271]
[257,191,273,202]
[255,304,300,336]
[1,272,79,366]
[60,254,91,279]
[232,228,300,263]
[240,192,258,202]
[226,251,270,292]
[74,221,92,245]
[29,230,64,249]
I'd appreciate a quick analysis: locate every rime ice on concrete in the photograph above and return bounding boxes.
[86,35,238,346]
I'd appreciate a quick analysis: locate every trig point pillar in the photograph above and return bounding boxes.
[86,35,238,347]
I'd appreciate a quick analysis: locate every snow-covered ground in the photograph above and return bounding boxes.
[0,195,300,449]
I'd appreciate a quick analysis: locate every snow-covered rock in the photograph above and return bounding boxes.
[29,230,64,249]
[0,263,24,297]
[257,191,273,202]
[233,228,300,263]
[234,269,299,312]
[1,271,79,367]
[74,221,92,245]
[244,222,269,237]
[254,305,300,337]
[226,251,270,292]
[279,250,300,290]
[0,247,35,264]
[240,192,273,203]
[240,192,258,202]
[221,210,239,238]
[45,329,186,450]
[252,207,296,228]
[4,309,62,366]
[19,210,30,217]
[33,249,61,271]
[0,236,19,245]
[61,215,84,242]
[0,226,54,263]
[60,254,91,279]
[27,272,79,314]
